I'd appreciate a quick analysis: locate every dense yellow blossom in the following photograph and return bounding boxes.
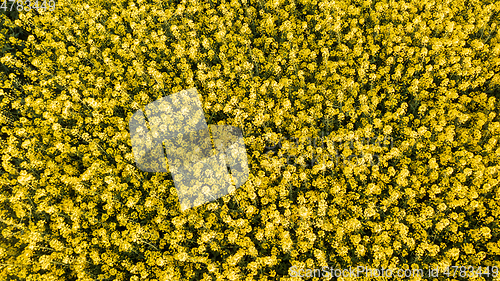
[0,0,500,279]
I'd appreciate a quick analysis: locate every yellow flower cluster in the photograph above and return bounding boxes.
[1,0,500,279]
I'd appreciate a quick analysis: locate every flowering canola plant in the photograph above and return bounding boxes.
[1,0,500,280]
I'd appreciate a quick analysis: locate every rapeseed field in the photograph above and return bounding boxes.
[1,0,499,279]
